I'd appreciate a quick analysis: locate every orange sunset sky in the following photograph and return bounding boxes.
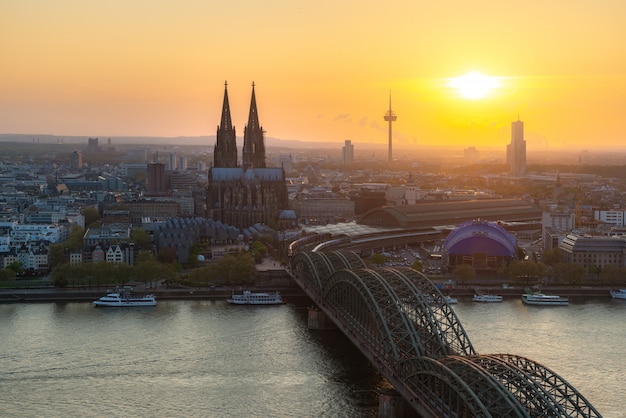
[2,0,625,151]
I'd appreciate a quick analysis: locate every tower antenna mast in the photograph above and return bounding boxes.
[384,91,397,163]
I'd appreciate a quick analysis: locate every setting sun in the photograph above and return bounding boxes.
[447,72,500,100]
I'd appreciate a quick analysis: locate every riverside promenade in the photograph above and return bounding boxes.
[442,282,613,297]
[0,255,615,303]
[0,286,310,303]
[0,285,612,303]
[0,257,304,304]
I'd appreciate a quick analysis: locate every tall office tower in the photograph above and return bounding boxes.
[383,92,397,163]
[178,155,187,170]
[464,146,480,162]
[506,118,527,177]
[168,153,178,171]
[147,161,167,194]
[87,137,99,153]
[213,81,238,168]
[242,82,266,169]
[71,150,83,169]
[342,139,354,164]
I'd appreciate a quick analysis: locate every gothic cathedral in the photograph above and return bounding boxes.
[207,82,288,230]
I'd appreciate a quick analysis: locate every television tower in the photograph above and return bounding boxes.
[384,92,397,163]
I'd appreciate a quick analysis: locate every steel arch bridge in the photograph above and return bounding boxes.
[291,250,602,417]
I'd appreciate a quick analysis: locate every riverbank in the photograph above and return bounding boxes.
[0,285,307,304]
[445,284,613,299]
[0,283,615,304]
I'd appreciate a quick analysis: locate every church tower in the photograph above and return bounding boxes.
[213,81,238,168]
[242,82,266,169]
[208,82,288,230]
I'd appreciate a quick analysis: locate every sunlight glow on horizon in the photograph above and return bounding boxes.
[447,72,501,100]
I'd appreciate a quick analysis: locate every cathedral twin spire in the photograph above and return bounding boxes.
[213,81,265,169]
[213,81,237,168]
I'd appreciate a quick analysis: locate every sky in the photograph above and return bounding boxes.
[2,0,626,151]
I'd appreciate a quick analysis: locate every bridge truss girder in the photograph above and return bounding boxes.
[290,250,602,417]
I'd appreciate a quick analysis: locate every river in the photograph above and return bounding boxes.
[0,296,623,417]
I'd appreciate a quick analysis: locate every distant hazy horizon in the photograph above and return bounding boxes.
[0,133,624,155]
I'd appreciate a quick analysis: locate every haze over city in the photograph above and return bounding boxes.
[2,0,626,150]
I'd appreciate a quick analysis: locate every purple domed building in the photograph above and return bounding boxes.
[442,220,517,273]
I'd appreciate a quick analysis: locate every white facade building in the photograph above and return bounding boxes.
[386,185,420,206]
[106,245,125,264]
[10,224,65,244]
[594,209,625,227]
[0,235,10,253]
[542,211,575,231]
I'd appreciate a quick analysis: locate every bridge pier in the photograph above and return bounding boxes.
[378,389,415,418]
[307,306,337,330]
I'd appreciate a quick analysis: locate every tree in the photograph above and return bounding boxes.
[135,254,163,288]
[6,261,23,276]
[170,261,183,273]
[130,228,152,251]
[552,263,585,286]
[83,207,100,228]
[52,263,72,287]
[541,248,562,267]
[111,263,134,286]
[134,251,175,288]
[85,262,114,287]
[0,268,16,281]
[157,247,177,264]
[185,266,210,285]
[136,250,155,264]
[411,259,423,272]
[590,265,602,280]
[251,241,268,263]
[216,252,256,284]
[83,206,100,228]
[452,264,475,284]
[370,253,386,266]
[600,265,624,286]
[504,260,547,285]
[187,244,200,266]
[47,244,66,269]
[64,226,85,251]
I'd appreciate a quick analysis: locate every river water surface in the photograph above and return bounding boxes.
[0,297,623,417]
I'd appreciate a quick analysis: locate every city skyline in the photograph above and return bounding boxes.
[2,1,626,151]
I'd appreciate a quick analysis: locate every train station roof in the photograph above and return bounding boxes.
[358,199,542,229]
[302,222,397,239]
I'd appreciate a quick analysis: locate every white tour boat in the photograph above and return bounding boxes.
[93,287,157,307]
[472,293,503,303]
[227,290,283,305]
[521,292,568,306]
[610,289,626,300]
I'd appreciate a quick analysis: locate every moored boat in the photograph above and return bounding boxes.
[93,286,156,307]
[472,290,503,303]
[610,289,626,300]
[227,290,283,305]
[521,292,568,306]
[444,295,458,304]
